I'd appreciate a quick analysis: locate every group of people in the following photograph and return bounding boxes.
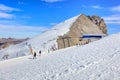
[2,54,9,60]
[33,50,41,59]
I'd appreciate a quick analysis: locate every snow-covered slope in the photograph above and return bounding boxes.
[0,33,120,80]
[0,15,79,60]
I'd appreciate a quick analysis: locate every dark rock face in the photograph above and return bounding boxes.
[87,15,107,34]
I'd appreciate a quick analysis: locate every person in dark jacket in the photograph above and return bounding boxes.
[39,50,41,56]
[33,52,37,59]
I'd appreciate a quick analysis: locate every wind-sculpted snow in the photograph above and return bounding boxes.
[0,33,120,80]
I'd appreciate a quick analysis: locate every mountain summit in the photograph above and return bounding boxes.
[0,14,107,60]
[57,14,107,49]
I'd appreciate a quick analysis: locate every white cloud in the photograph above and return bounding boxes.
[0,4,47,38]
[82,5,103,9]
[41,0,63,3]
[105,21,120,24]
[0,24,49,38]
[0,4,20,19]
[82,5,105,9]
[90,5,103,9]
[0,24,48,32]
[111,5,120,12]
[103,15,120,21]
[0,4,20,12]
[103,15,120,24]
[0,12,15,19]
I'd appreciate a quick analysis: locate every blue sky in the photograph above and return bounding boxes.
[0,0,120,38]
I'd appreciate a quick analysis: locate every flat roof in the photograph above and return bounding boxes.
[82,34,106,36]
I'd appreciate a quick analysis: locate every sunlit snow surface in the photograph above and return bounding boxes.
[0,33,120,80]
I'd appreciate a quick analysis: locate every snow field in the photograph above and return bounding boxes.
[0,33,120,80]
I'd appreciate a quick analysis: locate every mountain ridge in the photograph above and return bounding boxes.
[0,14,107,60]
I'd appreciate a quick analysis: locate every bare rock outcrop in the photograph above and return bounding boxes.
[87,15,107,34]
[57,14,107,49]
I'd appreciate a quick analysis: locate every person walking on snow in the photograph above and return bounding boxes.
[33,52,37,59]
[39,50,41,56]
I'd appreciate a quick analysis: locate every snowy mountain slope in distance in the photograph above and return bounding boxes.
[0,32,120,80]
[0,15,79,60]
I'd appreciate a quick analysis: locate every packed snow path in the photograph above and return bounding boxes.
[0,33,120,80]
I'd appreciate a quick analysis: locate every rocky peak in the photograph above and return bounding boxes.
[57,14,108,49]
[87,15,107,34]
